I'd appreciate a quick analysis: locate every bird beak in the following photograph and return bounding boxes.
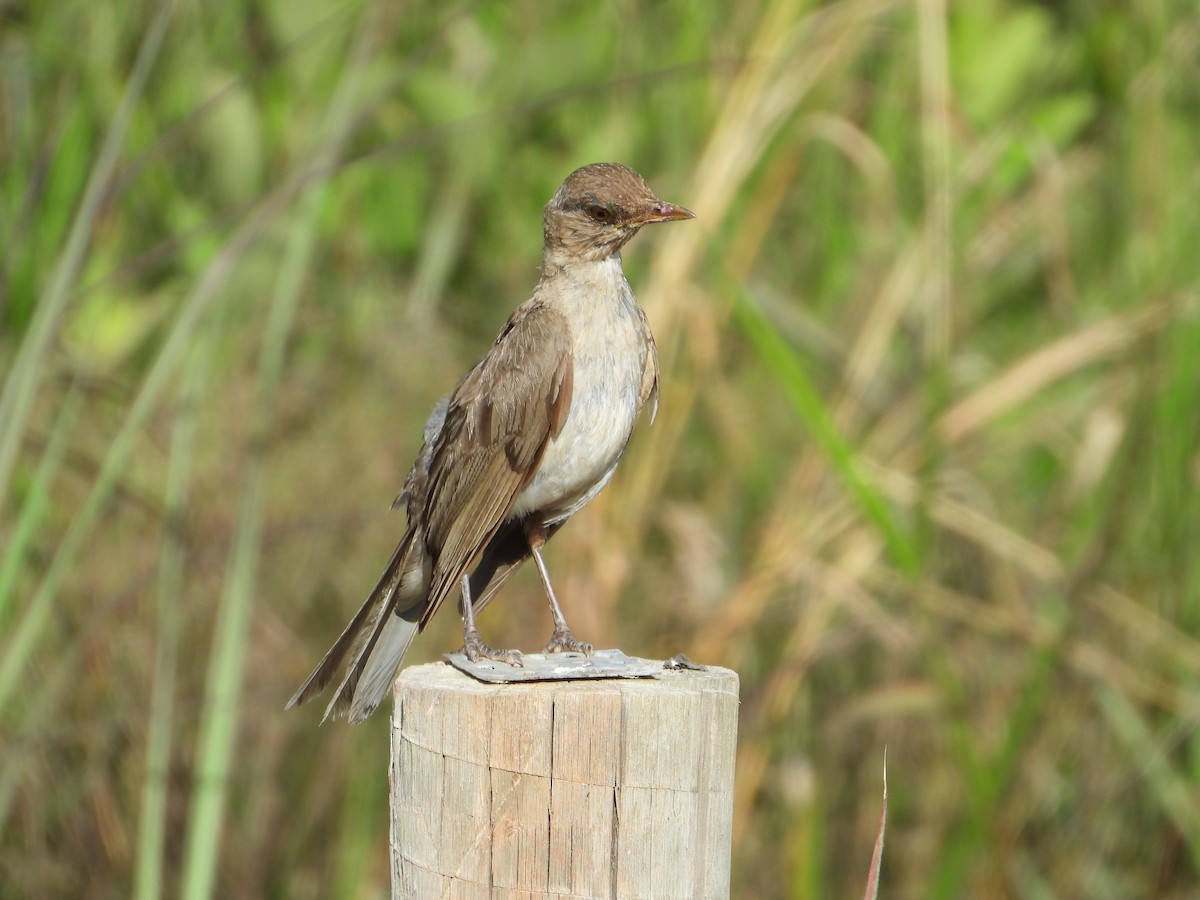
[639,202,697,225]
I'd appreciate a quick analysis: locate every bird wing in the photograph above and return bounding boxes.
[636,303,659,422]
[417,298,574,628]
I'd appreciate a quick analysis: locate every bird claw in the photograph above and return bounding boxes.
[463,632,524,667]
[543,629,593,656]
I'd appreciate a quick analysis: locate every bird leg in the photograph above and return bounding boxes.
[526,521,593,656]
[459,572,523,666]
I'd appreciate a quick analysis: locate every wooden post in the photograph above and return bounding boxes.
[390,661,739,899]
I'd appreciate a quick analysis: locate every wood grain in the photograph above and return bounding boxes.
[391,662,739,899]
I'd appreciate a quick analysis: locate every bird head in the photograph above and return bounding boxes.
[542,163,695,266]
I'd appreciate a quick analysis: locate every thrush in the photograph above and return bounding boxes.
[287,163,695,723]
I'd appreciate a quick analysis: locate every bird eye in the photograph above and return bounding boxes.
[586,204,611,223]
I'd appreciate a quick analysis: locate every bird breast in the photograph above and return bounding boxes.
[510,255,649,523]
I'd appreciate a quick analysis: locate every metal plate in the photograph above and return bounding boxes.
[444,648,663,684]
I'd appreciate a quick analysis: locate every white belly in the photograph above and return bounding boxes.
[510,259,647,523]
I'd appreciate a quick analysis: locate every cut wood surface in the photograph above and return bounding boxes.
[390,661,739,899]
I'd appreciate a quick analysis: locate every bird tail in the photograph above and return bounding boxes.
[286,530,427,724]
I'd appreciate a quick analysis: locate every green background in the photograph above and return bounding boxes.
[2,0,1199,896]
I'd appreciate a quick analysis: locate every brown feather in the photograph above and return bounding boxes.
[415,300,572,629]
[636,304,660,422]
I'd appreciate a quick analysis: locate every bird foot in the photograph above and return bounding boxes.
[542,629,593,656]
[463,630,524,667]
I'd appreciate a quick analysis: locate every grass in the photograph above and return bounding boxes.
[3,0,1200,897]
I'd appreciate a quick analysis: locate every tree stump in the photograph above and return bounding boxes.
[390,660,739,899]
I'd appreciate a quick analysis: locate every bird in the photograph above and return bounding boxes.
[286,162,695,723]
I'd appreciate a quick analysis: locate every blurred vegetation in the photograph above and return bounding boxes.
[2,0,1199,896]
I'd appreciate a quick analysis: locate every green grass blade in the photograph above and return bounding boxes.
[0,385,81,626]
[928,640,1058,898]
[0,202,278,716]
[178,12,376,899]
[0,1,174,504]
[133,330,214,900]
[1096,684,1200,869]
[732,286,920,575]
